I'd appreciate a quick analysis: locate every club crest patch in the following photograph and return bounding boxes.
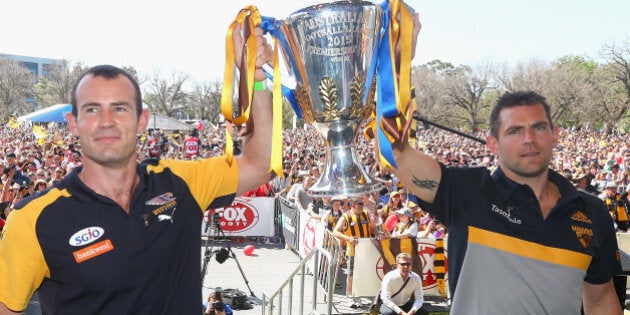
[571,225,593,249]
[145,192,176,206]
[145,192,178,224]
[570,210,593,248]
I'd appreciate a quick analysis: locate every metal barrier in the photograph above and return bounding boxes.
[262,246,338,315]
[316,230,343,303]
[263,196,344,314]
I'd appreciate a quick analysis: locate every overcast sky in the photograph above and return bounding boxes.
[2,0,629,83]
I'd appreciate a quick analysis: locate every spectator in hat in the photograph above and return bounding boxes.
[309,195,345,231]
[379,190,403,232]
[391,207,418,239]
[599,181,627,231]
[572,167,599,196]
[34,179,48,193]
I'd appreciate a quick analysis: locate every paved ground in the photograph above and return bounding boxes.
[201,237,382,315]
[201,238,450,314]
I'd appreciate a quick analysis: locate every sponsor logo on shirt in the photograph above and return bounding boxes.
[146,192,178,224]
[73,239,114,263]
[490,204,522,224]
[69,226,105,246]
[570,210,592,224]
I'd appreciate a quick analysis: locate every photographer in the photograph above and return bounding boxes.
[203,288,232,315]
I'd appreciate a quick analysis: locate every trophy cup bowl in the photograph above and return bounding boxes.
[276,0,384,197]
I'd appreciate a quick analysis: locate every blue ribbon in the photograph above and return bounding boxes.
[260,16,303,119]
[375,0,398,168]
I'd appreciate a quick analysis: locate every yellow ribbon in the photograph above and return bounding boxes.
[391,0,413,116]
[220,6,283,178]
[270,38,284,178]
[221,6,260,166]
[376,0,415,170]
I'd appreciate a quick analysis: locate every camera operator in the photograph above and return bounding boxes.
[203,288,232,315]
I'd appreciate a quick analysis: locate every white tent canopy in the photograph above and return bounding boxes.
[147,113,194,131]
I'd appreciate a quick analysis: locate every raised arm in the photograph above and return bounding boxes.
[374,13,442,204]
[233,25,276,196]
[376,136,442,205]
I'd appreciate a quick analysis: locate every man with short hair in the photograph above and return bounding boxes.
[379,253,424,315]
[0,24,275,314]
[379,90,622,314]
[600,181,627,232]
[333,195,378,307]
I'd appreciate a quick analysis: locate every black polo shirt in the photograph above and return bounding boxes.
[0,157,238,314]
[430,165,620,314]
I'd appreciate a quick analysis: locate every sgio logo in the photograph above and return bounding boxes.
[69,227,105,247]
[211,199,259,232]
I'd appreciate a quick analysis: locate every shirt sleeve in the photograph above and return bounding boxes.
[585,200,622,284]
[411,273,424,312]
[148,157,239,212]
[0,209,49,311]
[380,272,403,314]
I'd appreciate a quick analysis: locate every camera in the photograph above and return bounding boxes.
[212,301,225,312]
[211,212,221,227]
[206,287,225,314]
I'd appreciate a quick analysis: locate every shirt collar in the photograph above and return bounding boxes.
[492,166,581,203]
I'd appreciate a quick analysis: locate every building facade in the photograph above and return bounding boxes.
[0,53,62,78]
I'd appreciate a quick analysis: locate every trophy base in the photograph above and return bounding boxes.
[309,180,383,198]
[308,120,383,197]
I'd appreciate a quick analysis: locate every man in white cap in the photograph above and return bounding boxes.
[391,208,418,239]
[599,181,627,232]
[309,195,345,232]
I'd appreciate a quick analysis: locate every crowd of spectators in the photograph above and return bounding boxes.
[2,122,630,233]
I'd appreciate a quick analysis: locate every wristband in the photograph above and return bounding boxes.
[253,81,265,91]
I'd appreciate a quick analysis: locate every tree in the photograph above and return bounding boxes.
[596,41,630,133]
[411,63,448,123]
[32,60,87,106]
[0,58,35,118]
[443,63,493,132]
[545,56,596,126]
[495,58,550,93]
[143,71,190,117]
[189,80,222,123]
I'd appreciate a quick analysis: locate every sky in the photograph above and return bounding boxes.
[2,0,629,84]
